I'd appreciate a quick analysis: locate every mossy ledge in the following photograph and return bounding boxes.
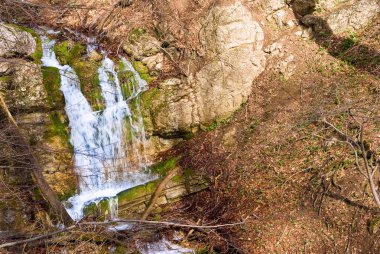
[82,158,209,219]
[54,40,105,111]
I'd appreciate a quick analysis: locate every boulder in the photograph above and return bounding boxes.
[0,59,47,113]
[291,0,316,17]
[0,23,36,57]
[324,0,380,34]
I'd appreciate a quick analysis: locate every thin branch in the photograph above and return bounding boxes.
[0,219,245,248]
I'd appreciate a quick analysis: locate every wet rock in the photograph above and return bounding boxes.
[0,23,36,57]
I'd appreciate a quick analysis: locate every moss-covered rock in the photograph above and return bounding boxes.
[131,61,156,84]
[54,41,86,66]
[44,111,70,145]
[42,66,64,109]
[0,23,37,58]
[71,60,105,111]
[83,202,99,217]
[132,61,149,74]
[118,180,160,205]
[17,26,42,64]
[53,40,104,110]
[150,157,178,176]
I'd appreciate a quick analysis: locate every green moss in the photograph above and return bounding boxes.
[150,157,178,177]
[140,87,160,109]
[71,60,105,111]
[44,111,70,147]
[54,41,86,66]
[42,66,64,109]
[171,174,184,183]
[132,61,149,74]
[140,73,156,84]
[129,28,147,43]
[53,40,104,110]
[83,202,98,217]
[0,75,12,83]
[118,63,137,99]
[205,117,230,131]
[117,180,160,202]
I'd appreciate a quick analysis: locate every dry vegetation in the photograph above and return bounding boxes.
[162,14,380,253]
[1,0,380,253]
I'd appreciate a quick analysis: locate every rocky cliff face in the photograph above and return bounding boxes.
[140,2,266,138]
[0,24,75,227]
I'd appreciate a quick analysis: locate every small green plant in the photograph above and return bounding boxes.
[342,32,359,51]
[206,118,229,131]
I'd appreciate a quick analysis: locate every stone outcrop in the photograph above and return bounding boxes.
[263,0,290,26]
[142,1,266,137]
[0,23,36,57]
[301,0,380,35]
[0,59,47,113]
[324,0,380,34]
[0,24,76,232]
[83,167,209,220]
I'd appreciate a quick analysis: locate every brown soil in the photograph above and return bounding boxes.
[162,14,380,253]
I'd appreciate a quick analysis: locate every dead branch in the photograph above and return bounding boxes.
[0,219,245,248]
[141,167,179,220]
[322,118,380,209]
[0,95,73,225]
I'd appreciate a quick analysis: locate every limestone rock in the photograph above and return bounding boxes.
[145,78,198,137]
[141,53,164,72]
[264,0,289,27]
[195,1,266,125]
[318,0,349,11]
[123,29,161,60]
[0,59,47,112]
[0,23,36,57]
[143,1,266,137]
[276,54,296,79]
[264,42,284,56]
[325,0,380,33]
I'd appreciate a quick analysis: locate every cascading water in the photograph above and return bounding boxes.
[41,36,155,220]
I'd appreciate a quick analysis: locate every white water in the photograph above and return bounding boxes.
[41,36,154,220]
[137,238,195,254]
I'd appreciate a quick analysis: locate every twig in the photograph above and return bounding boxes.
[0,219,245,248]
[0,225,76,248]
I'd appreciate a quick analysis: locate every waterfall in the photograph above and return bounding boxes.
[41,36,154,220]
